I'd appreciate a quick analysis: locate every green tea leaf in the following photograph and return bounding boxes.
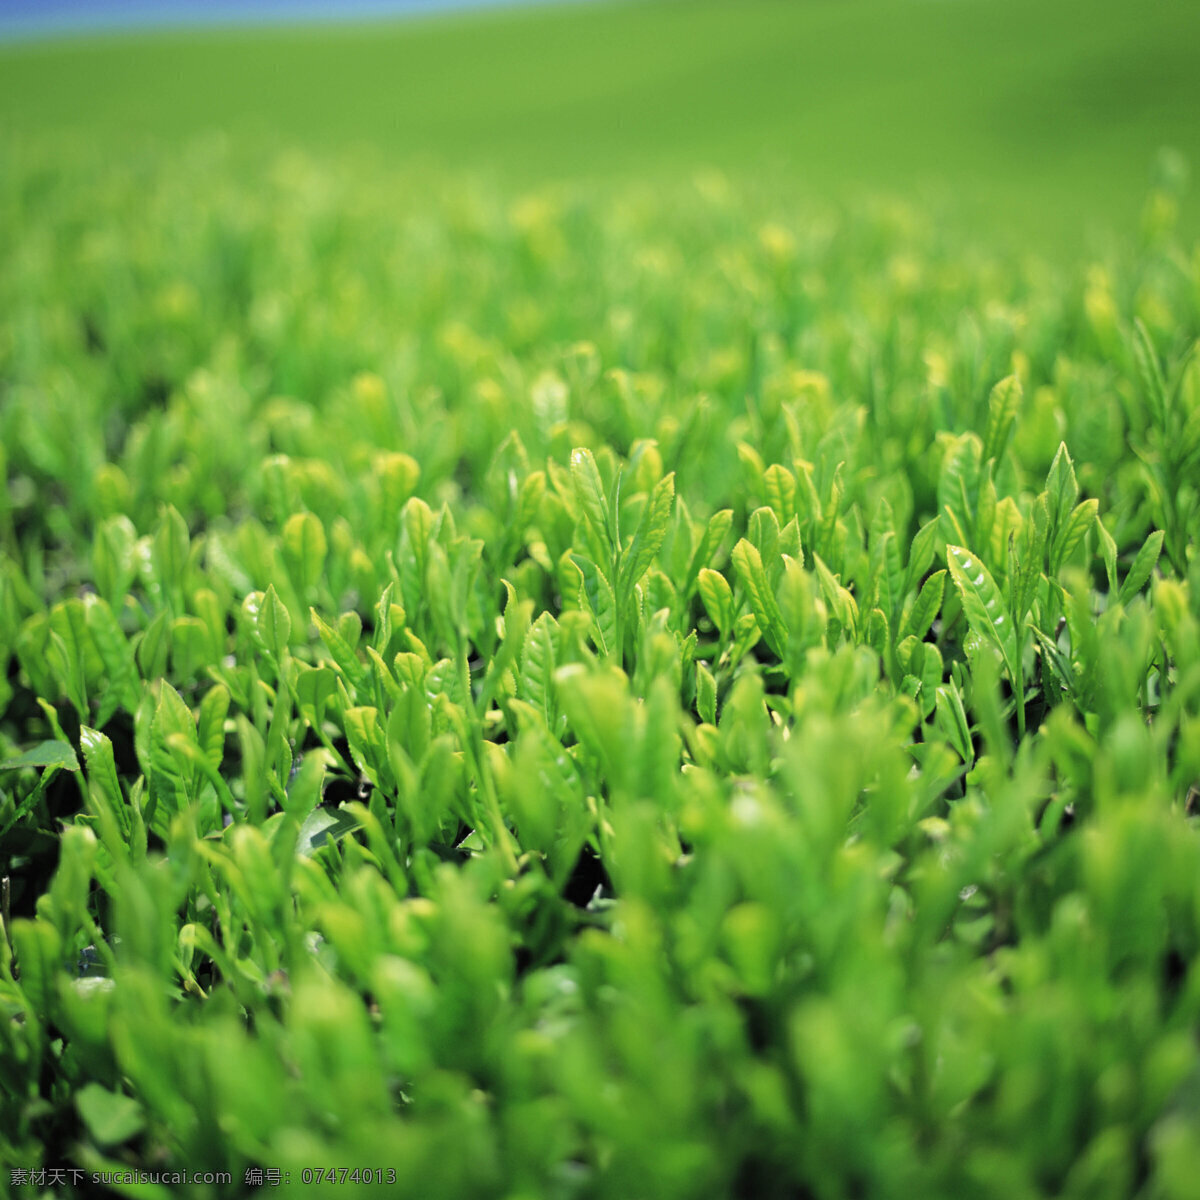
[904,516,941,597]
[297,806,361,856]
[572,554,618,656]
[1049,498,1098,573]
[1118,529,1164,605]
[1011,494,1049,623]
[388,680,432,766]
[92,514,138,607]
[697,568,734,639]
[479,580,531,710]
[732,538,786,659]
[746,506,781,568]
[865,606,890,660]
[619,471,675,605]
[904,569,946,641]
[344,705,385,785]
[899,636,943,717]
[295,664,338,730]
[84,596,138,720]
[687,508,734,586]
[812,552,859,643]
[763,463,796,524]
[283,748,328,822]
[79,725,130,847]
[1045,442,1079,532]
[311,608,365,688]
[196,684,229,771]
[1030,625,1075,701]
[400,496,436,615]
[152,504,190,609]
[282,511,328,594]
[946,545,1020,687]
[570,446,611,555]
[0,740,79,772]
[1096,519,1120,596]
[934,682,974,766]
[10,919,61,1019]
[521,612,558,726]
[777,556,821,663]
[149,681,197,812]
[257,584,292,660]
[872,529,903,629]
[938,433,982,546]
[47,599,89,721]
[983,373,1022,463]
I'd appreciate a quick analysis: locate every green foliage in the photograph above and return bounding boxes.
[1,74,1199,1200]
[3,0,1200,246]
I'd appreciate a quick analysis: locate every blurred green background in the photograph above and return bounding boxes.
[1,0,1199,248]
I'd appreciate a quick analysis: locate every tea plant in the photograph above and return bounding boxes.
[1,136,1199,1199]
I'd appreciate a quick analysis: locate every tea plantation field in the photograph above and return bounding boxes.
[2,1,1200,1197]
